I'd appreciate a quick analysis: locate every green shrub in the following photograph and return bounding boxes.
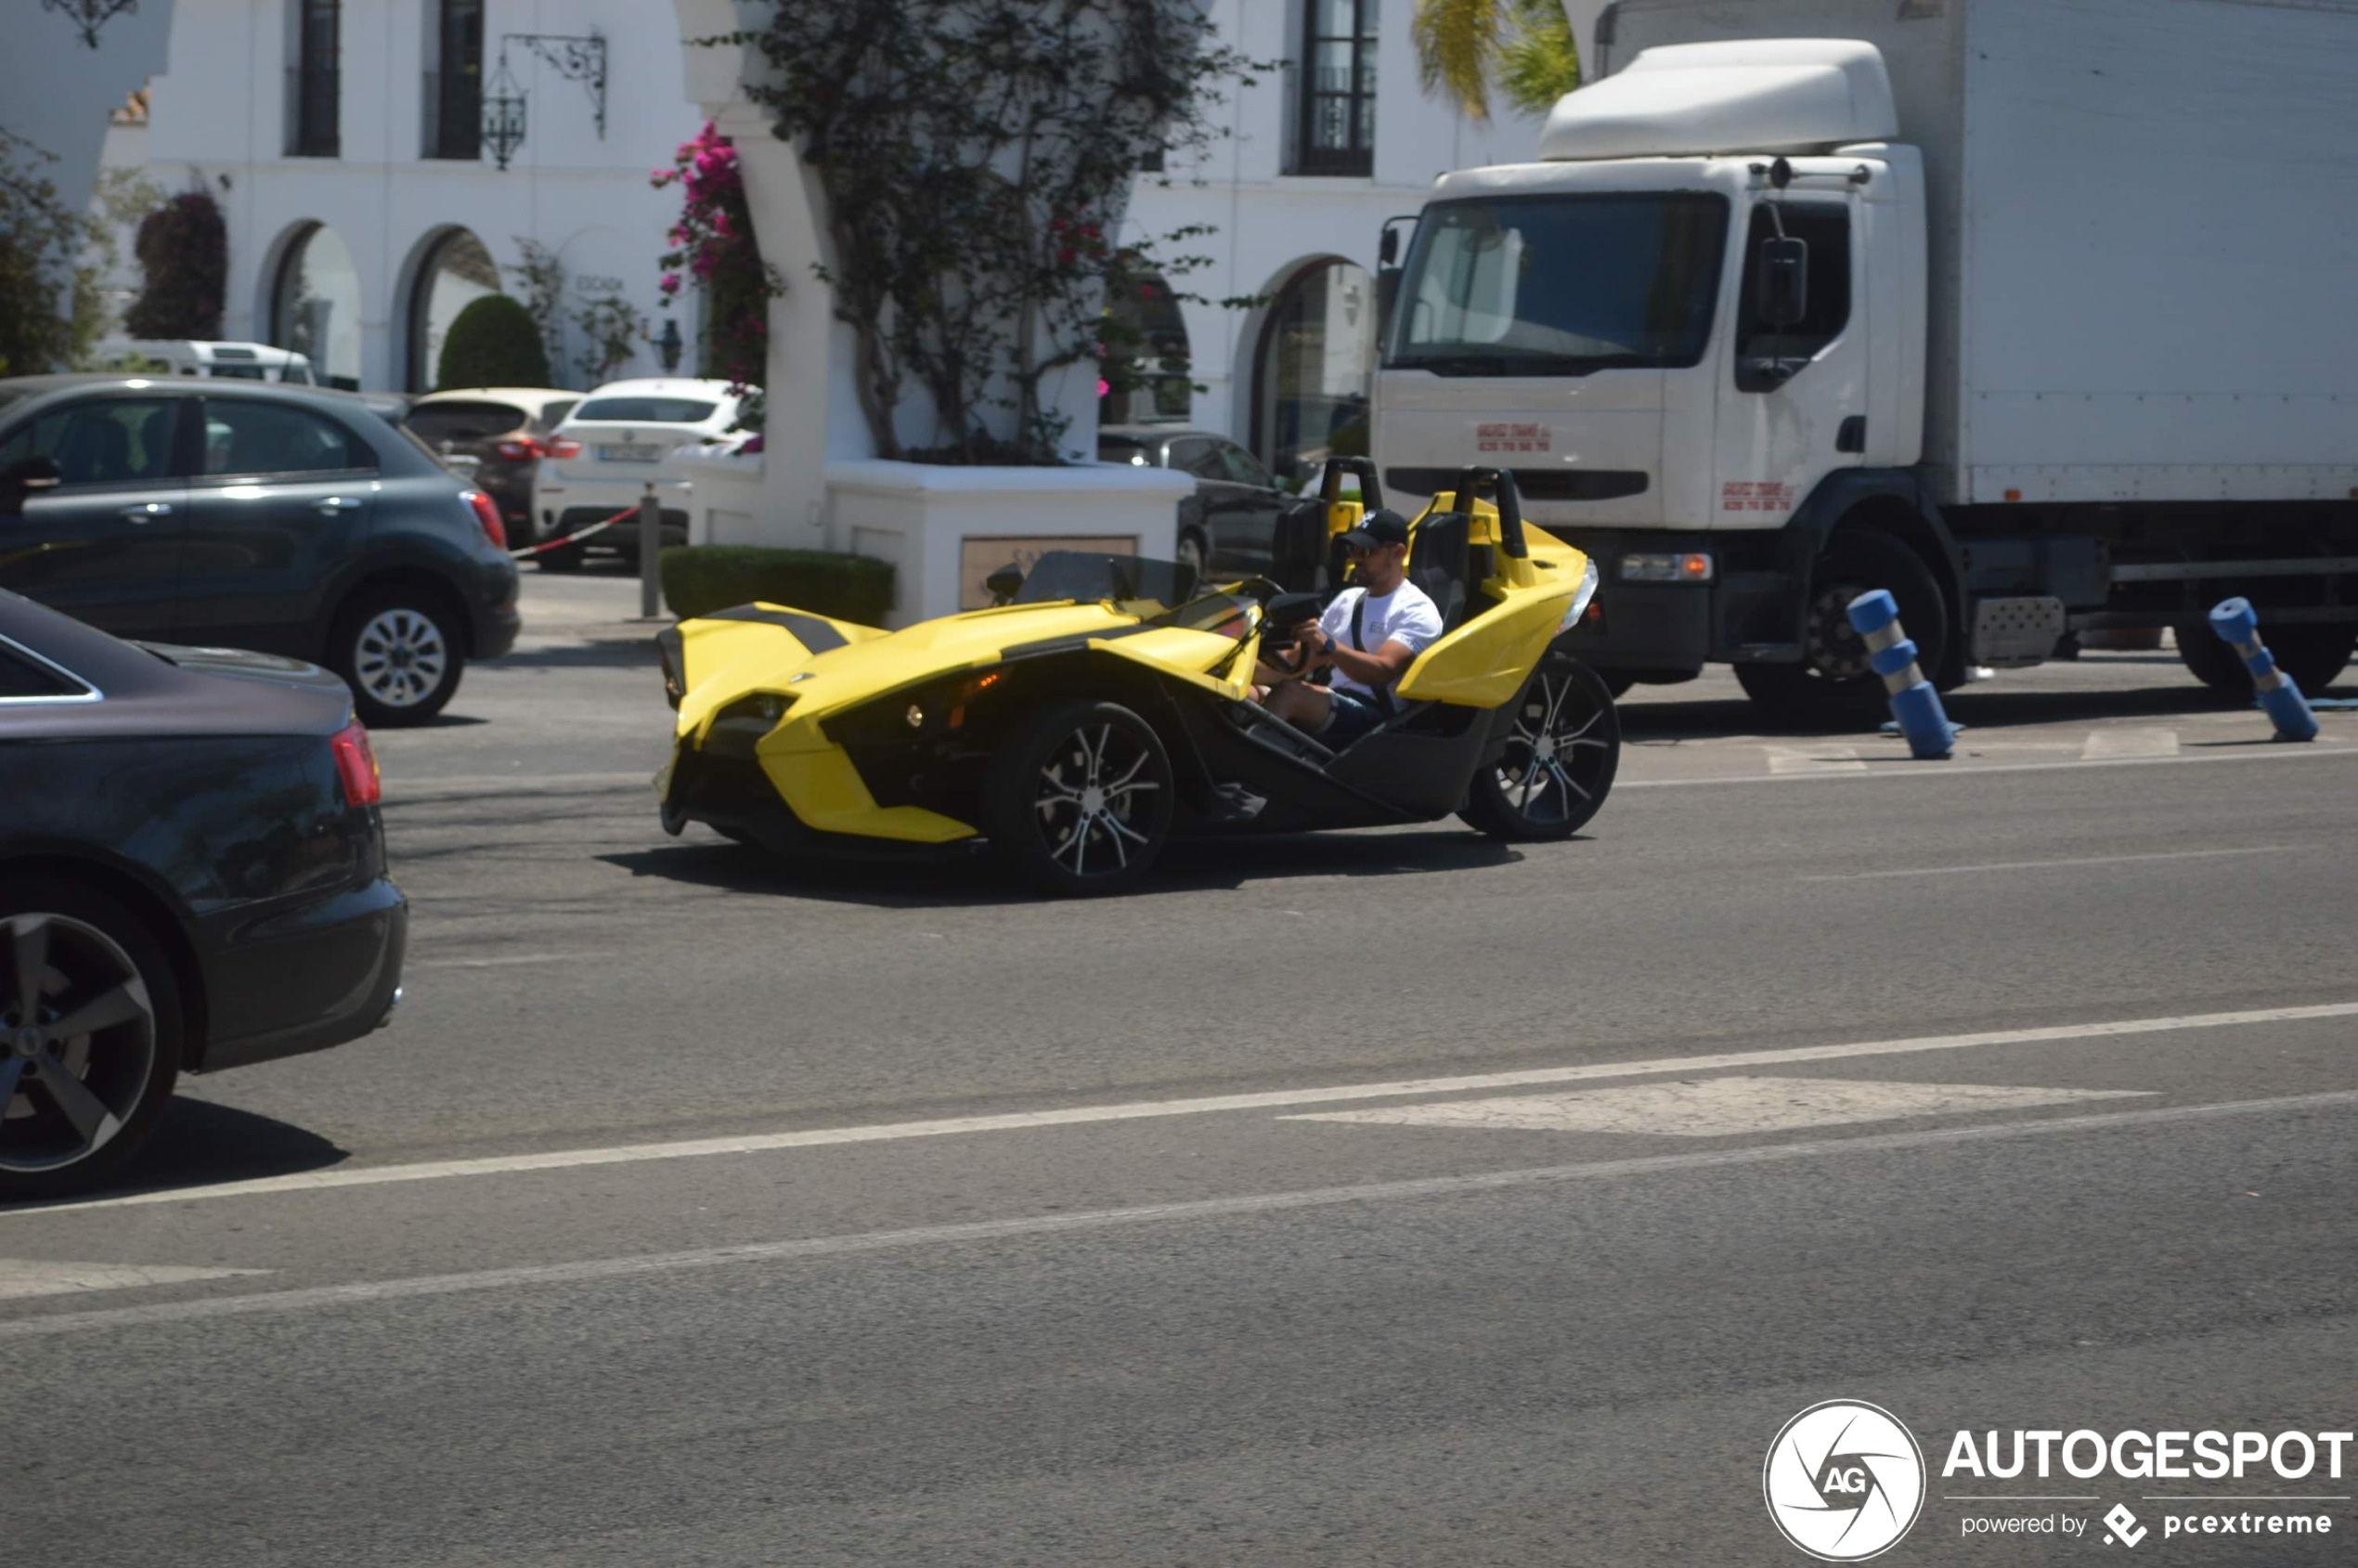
[435,295,551,390]
[660,546,896,625]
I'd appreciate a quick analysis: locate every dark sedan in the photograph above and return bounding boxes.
[0,590,406,1199]
[0,375,520,726]
[1098,425,1290,580]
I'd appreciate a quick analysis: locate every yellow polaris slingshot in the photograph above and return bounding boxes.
[654,465,1620,896]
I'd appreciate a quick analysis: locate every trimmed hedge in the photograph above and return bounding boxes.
[660,546,896,626]
[436,294,551,390]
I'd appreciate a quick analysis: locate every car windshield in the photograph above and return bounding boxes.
[409,402,526,443]
[1386,192,1730,375]
[1011,551,1198,608]
[1097,435,1159,467]
[573,396,719,423]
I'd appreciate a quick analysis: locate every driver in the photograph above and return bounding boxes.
[1256,510,1444,743]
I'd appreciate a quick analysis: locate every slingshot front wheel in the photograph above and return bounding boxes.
[1459,655,1620,841]
[985,701,1175,896]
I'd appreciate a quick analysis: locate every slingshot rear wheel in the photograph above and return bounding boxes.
[1459,655,1620,841]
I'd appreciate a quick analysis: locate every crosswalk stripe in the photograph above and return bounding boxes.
[1282,1078,2152,1138]
[1766,745,1869,774]
[0,1259,268,1302]
[2082,728,2181,759]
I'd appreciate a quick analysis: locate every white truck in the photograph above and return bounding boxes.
[1372,0,2358,715]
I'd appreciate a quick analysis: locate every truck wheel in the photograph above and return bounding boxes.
[983,701,1174,897]
[2179,620,2356,696]
[1459,655,1620,841]
[1736,530,1949,723]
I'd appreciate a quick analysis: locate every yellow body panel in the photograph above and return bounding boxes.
[760,749,976,843]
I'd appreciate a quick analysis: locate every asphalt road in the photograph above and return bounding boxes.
[7,568,2354,1567]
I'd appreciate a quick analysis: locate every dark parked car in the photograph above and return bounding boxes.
[0,589,406,1199]
[406,387,580,548]
[0,375,520,726]
[1098,424,1290,580]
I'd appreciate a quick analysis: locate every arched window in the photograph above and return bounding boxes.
[407,228,502,390]
[1252,259,1376,484]
[271,223,363,389]
[1098,267,1191,427]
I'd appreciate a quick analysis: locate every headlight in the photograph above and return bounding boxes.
[1558,557,1601,634]
[1621,551,1715,583]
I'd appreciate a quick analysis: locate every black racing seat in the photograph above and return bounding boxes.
[1406,512,1471,632]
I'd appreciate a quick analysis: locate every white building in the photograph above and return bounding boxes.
[135,0,705,392]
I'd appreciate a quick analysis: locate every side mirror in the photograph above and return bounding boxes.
[0,457,62,517]
[1758,235,1809,330]
[1378,227,1399,266]
[985,562,1024,606]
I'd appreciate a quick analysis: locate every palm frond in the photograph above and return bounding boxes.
[1497,0,1581,115]
[1411,0,1507,124]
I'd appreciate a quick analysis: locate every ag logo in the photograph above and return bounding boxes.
[1763,1399,1926,1561]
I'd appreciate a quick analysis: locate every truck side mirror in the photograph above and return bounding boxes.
[1376,267,1402,339]
[1758,236,1809,330]
[1379,227,1399,266]
[0,457,62,517]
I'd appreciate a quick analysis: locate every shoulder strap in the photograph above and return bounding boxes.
[1349,593,1395,718]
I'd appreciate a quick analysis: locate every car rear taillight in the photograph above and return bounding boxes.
[544,436,583,460]
[462,488,507,550]
[331,720,382,807]
[495,436,546,461]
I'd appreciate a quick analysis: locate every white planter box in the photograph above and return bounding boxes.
[667,443,767,548]
[825,460,1194,628]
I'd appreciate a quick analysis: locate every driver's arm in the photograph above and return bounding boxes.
[1307,627,1417,689]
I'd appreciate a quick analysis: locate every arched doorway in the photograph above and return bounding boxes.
[1098,267,1191,427]
[1250,259,1376,486]
[407,227,502,390]
[271,222,364,389]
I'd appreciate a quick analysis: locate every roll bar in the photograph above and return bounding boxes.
[1317,457,1383,515]
[1445,466,1528,559]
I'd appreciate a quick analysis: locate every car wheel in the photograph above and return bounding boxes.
[1175,530,1210,587]
[538,542,587,573]
[2179,619,2355,697]
[1459,654,1620,841]
[984,700,1175,896]
[1736,530,1949,723]
[1600,670,1637,699]
[332,589,465,727]
[0,879,182,1201]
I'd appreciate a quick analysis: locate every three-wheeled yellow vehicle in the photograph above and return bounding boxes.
[654,465,1620,894]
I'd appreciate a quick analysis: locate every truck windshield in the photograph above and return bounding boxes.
[1386,193,1729,375]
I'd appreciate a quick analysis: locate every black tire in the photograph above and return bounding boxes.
[1737,529,1949,723]
[330,587,467,727]
[1599,670,1637,699]
[538,541,587,573]
[983,700,1174,896]
[1175,529,1210,588]
[2179,620,2356,697]
[0,878,182,1200]
[1459,655,1621,841]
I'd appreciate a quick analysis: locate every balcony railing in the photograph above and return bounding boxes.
[286,64,340,157]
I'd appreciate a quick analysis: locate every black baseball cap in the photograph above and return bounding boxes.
[1340,509,1410,550]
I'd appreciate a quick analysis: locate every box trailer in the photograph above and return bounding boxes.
[1370,0,2358,712]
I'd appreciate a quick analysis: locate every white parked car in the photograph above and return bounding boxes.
[529,378,742,571]
[95,338,318,384]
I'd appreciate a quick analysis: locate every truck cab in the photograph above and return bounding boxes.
[1375,41,1930,708]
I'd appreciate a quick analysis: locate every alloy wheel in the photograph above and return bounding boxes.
[352,607,450,710]
[1499,667,1615,823]
[1034,721,1162,879]
[0,913,157,1176]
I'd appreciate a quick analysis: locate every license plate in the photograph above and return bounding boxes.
[599,442,665,462]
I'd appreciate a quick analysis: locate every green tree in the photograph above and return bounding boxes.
[1411,0,1581,124]
[0,129,92,375]
[435,294,551,389]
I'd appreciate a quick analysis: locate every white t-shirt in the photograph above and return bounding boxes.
[1318,580,1445,699]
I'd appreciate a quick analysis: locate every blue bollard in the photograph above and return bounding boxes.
[1847,590,1954,759]
[2209,598,2319,742]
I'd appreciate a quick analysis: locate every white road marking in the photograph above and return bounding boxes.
[1766,745,1868,775]
[1624,739,2353,788]
[1797,846,2298,883]
[2082,727,2181,760]
[407,953,606,970]
[7,1001,2354,1220]
[1284,1078,2152,1137]
[5,1089,2354,1342]
[0,1259,267,1301]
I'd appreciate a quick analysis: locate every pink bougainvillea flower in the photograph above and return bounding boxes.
[659,274,681,295]
[1097,379,1110,397]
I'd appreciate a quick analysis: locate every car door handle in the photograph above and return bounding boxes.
[119,502,173,523]
[314,496,363,514]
